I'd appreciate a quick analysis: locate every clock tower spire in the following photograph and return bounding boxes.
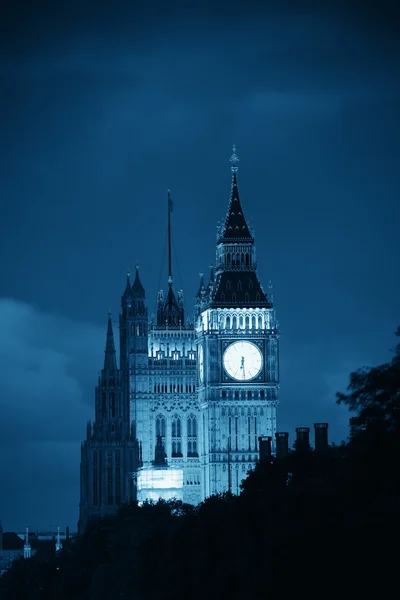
[196,146,279,499]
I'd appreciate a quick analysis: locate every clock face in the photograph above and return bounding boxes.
[198,344,204,383]
[223,341,263,381]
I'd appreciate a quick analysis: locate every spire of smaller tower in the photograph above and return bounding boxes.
[268,280,274,303]
[131,265,145,298]
[122,269,131,301]
[196,271,206,299]
[168,189,173,285]
[156,190,184,327]
[104,313,117,373]
[207,265,215,294]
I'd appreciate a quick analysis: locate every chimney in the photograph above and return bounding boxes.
[275,432,289,458]
[295,427,310,452]
[258,436,272,460]
[314,423,329,451]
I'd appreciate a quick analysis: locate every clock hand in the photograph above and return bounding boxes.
[240,356,245,379]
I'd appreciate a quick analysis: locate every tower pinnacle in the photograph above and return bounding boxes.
[219,147,252,243]
[131,266,145,298]
[104,313,117,373]
[168,189,173,285]
[156,189,184,327]
[229,144,239,173]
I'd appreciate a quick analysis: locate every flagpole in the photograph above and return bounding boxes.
[167,189,173,285]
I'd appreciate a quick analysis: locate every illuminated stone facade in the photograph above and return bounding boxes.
[79,150,279,531]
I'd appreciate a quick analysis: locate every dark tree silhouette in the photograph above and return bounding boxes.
[1,328,399,599]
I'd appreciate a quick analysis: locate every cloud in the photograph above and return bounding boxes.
[0,298,104,530]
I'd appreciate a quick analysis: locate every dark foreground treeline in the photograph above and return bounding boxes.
[1,329,399,600]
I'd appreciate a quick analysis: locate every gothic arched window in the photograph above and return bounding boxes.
[187,414,198,457]
[226,315,230,329]
[239,315,244,329]
[245,315,249,328]
[172,415,182,457]
[237,280,242,291]
[232,315,237,329]
[252,315,256,329]
[258,315,263,329]
[156,415,166,449]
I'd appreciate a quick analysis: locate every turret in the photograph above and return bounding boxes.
[103,312,117,375]
[206,265,215,295]
[121,271,132,308]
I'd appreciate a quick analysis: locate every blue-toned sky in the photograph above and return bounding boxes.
[0,1,399,532]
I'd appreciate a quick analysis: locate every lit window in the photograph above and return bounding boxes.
[156,415,166,452]
[187,414,198,457]
[172,415,182,457]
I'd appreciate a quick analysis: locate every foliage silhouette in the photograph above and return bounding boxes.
[1,328,399,599]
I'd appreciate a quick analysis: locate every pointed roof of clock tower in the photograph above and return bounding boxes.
[219,146,254,243]
[210,146,272,309]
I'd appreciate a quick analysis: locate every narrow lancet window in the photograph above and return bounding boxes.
[187,414,198,457]
[156,415,166,454]
[172,415,182,457]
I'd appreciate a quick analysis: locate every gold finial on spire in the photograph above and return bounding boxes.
[229,144,239,173]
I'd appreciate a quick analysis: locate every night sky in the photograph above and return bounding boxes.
[0,1,399,533]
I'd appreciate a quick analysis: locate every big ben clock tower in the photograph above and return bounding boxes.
[196,147,279,498]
